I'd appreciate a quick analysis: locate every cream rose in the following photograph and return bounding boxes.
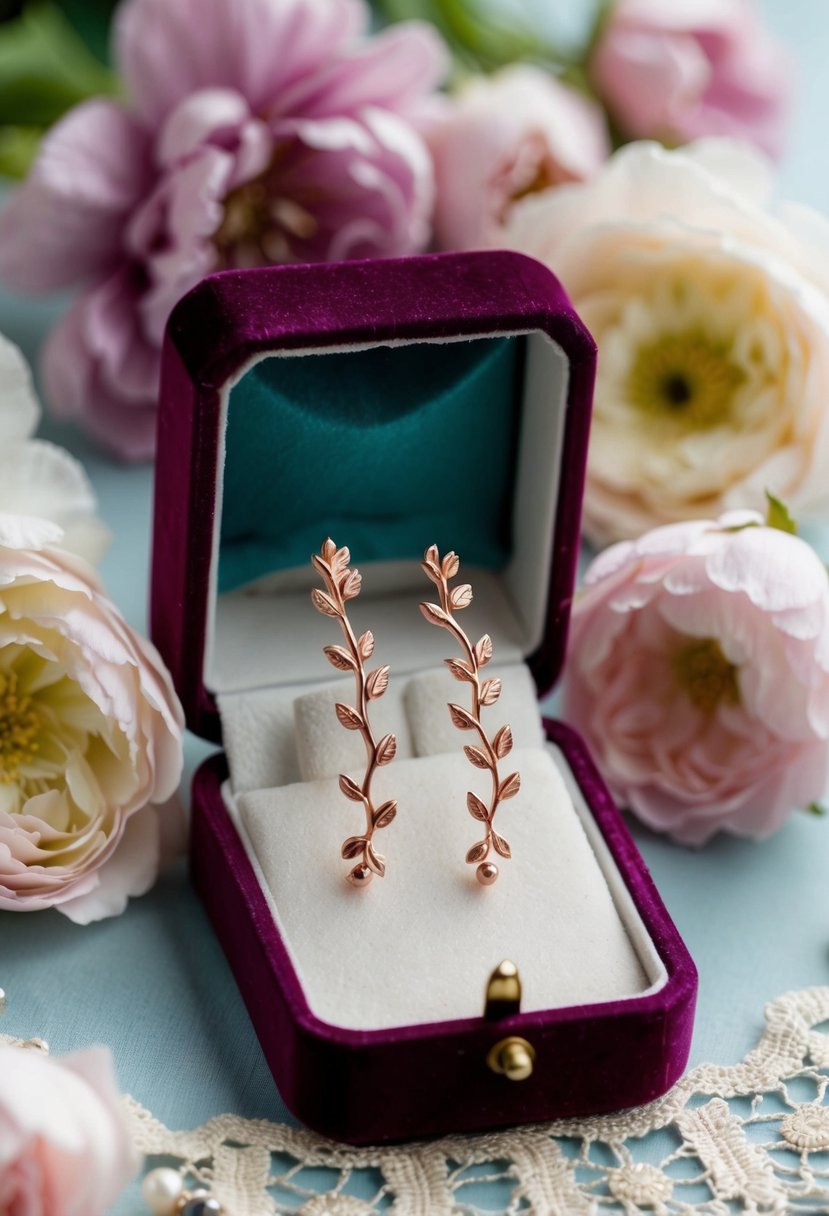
[0,517,183,922]
[503,139,829,545]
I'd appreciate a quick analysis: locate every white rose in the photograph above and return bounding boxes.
[503,138,829,545]
[0,332,109,563]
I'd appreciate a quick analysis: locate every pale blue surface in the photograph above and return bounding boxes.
[1,3,828,1212]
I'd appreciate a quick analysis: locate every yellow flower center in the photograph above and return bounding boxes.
[674,638,740,713]
[214,160,318,268]
[628,331,746,429]
[0,670,40,784]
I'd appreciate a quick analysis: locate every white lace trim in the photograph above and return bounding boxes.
[9,987,829,1214]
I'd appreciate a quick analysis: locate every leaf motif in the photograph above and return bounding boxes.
[341,569,362,600]
[374,800,397,830]
[442,551,459,579]
[765,490,798,535]
[475,634,493,666]
[341,835,366,860]
[466,841,488,864]
[464,745,490,770]
[480,678,502,707]
[424,544,440,566]
[311,553,330,579]
[358,630,375,659]
[498,771,521,800]
[449,703,476,730]
[450,583,473,611]
[445,657,474,683]
[321,538,337,561]
[492,832,512,859]
[324,645,356,672]
[467,791,488,821]
[376,733,397,765]
[338,773,364,802]
[335,703,363,731]
[493,725,513,759]
[366,665,389,700]
[366,842,386,877]
[420,559,441,585]
[311,588,339,618]
[420,601,450,628]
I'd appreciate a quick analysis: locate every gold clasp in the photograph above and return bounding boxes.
[484,960,522,1020]
[484,961,536,1081]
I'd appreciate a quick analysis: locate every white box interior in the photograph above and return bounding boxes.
[204,333,667,1032]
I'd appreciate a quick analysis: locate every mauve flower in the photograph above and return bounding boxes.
[430,64,609,251]
[0,1042,137,1215]
[565,511,829,844]
[0,330,109,565]
[0,0,447,460]
[589,0,791,158]
[0,517,183,922]
[503,138,829,546]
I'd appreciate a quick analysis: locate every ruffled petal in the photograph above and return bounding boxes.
[115,0,365,126]
[41,271,160,462]
[0,100,150,292]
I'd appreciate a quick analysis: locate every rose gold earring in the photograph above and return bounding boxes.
[311,539,397,887]
[420,545,520,885]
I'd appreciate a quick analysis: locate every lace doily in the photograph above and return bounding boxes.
[10,987,829,1214]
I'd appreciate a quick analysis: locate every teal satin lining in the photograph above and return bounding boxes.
[219,337,522,592]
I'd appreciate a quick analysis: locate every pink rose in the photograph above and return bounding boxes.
[430,64,609,251]
[589,0,791,158]
[0,516,183,921]
[0,0,447,460]
[565,511,829,844]
[0,1043,137,1216]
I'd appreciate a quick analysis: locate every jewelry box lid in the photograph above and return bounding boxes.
[151,250,596,741]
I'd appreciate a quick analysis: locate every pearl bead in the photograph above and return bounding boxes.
[346,863,372,887]
[141,1167,184,1215]
[179,1197,223,1216]
[476,861,499,885]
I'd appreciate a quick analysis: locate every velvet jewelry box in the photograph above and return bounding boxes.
[151,250,697,1145]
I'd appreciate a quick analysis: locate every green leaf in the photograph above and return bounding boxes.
[373,0,581,75]
[0,125,42,178]
[765,491,798,535]
[806,802,826,817]
[0,1,118,134]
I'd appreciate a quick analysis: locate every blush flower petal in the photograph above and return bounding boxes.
[114,0,365,127]
[589,0,792,158]
[0,1044,137,1216]
[432,64,610,250]
[0,100,150,292]
[565,512,829,844]
[0,0,446,457]
[41,270,161,461]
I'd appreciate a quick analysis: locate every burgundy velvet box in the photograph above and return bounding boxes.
[151,250,697,1145]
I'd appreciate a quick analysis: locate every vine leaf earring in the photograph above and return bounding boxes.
[419,545,520,885]
[311,539,397,887]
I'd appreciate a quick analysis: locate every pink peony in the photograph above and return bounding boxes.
[589,0,791,158]
[0,516,183,921]
[430,64,609,251]
[565,511,829,844]
[0,1042,137,1216]
[0,0,447,460]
